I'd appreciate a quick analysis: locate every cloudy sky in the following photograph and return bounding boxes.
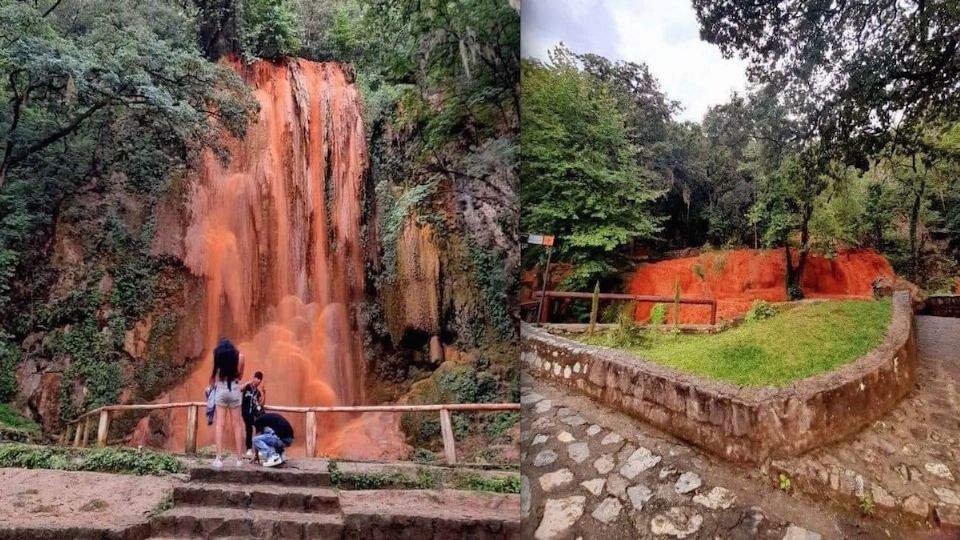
[522,0,750,122]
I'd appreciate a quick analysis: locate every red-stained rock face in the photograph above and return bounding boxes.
[143,57,407,459]
[628,248,896,324]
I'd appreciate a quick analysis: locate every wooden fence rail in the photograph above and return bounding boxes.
[58,401,520,466]
[533,290,718,325]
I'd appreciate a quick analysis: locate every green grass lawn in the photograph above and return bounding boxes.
[578,299,893,387]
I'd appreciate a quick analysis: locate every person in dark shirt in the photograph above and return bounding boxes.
[252,412,294,467]
[241,372,266,458]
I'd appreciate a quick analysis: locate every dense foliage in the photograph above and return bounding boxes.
[315,0,520,349]
[2,0,519,444]
[522,14,960,293]
[521,47,662,288]
[0,0,257,416]
[692,0,960,290]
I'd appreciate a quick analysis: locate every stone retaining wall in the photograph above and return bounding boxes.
[920,295,960,318]
[521,291,917,463]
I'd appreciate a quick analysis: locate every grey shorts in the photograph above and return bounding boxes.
[214,381,242,408]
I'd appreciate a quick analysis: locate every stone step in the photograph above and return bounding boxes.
[188,466,331,487]
[151,506,343,539]
[0,523,150,540]
[173,482,340,513]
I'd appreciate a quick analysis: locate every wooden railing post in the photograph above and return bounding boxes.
[588,281,600,334]
[185,405,198,455]
[710,300,717,326]
[439,408,456,465]
[305,411,317,458]
[539,295,550,323]
[96,410,110,448]
[57,401,518,460]
[81,416,93,447]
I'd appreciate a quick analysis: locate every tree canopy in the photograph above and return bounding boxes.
[521,47,662,288]
[694,0,960,162]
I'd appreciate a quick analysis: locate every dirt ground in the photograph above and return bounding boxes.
[339,489,519,520]
[0,468,179,530]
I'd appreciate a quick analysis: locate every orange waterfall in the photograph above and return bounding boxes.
[153,58,407,459]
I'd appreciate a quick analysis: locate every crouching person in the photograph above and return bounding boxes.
[252,411,294,468]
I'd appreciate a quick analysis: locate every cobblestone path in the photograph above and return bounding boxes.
[771,315,960,533]
[521,370,940,540]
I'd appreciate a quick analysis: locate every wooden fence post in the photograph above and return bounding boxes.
[305,411,317,458]
[81,416,93,447]
[61,425,71,445]
[439,408,456,465]
[588,281,600,334]
[96,410,110,448]
[539,296,551,324]
[185,405,198,455]
[73,421,82,447]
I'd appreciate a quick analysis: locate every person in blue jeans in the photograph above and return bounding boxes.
[252,412,295,467]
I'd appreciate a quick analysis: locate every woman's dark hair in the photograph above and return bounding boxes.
[213,338,240,390]
[254,371,263,380]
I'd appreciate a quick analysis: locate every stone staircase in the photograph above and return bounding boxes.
[148,465,343,539]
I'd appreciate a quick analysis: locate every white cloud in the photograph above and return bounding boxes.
[523,0,750,122]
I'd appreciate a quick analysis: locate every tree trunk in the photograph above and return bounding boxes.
[909,156,926,281]
[784,242,797,299]
[794,206,812,297]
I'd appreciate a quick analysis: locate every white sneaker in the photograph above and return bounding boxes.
[280,454,287,463]
[235,457,244,467]
[211,457,223,468]
[245,449,254,458]
[263,455,282,468]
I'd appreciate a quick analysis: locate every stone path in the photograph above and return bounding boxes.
[521,372,930,540]
[771,315,960,532]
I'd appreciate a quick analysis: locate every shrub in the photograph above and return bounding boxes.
[609,312,646,348]
[0,339,20,402]
[745,300,777,322]
[456,473,521,494]
[437,369,500,404]
[0,444,184,475]
[485,411,519,440]
[410,447,436,464]
[416,467,439,489]
[747,299,778,321]
[600,301,629,323]
[858,494,875,516]
[649,303,667,326]
[0,404,38,432]
[778,473,792,492]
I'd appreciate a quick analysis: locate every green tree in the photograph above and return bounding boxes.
[521,48,662,288]
[694,0,960,164]
[240,0,301,59]
[0,0,255,186]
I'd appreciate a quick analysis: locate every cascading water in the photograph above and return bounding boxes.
[147,57,407,459]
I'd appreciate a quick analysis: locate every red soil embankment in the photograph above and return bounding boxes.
[628,248,895,323]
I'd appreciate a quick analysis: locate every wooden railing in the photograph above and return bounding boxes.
[58,402,520,466]
[533,290,718,325]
